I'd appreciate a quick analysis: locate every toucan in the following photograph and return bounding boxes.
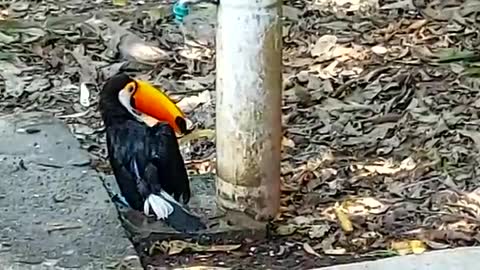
[99,73,205,233]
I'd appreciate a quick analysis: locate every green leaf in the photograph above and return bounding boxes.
[464,67,480,77]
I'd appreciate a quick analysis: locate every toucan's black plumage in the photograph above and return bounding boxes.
[99,73,205,233]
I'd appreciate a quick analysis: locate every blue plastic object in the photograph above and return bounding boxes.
[173,2,190,23]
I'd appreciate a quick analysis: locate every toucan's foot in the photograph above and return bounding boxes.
[112,194,131,208]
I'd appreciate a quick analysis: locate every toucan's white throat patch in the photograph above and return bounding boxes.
[118,89,144,123]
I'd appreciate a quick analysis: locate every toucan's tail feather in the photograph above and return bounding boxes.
[144,191,206,233]
[166,203,206,233]
[144,194,174,219]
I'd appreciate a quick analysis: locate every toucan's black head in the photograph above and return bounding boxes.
[100,73,134,101]
[98,73,194,135]
[99,73,136,126]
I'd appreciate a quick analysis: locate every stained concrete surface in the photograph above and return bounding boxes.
[0,112,137,269]
[314,247,480,270]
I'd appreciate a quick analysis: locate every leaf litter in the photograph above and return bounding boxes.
[1,0,480,269]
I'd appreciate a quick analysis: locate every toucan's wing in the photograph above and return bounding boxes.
[145,121,191,204]
[105,120,151,210]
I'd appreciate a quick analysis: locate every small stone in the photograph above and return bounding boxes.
[53,193,69,203]
[372,45,388,55]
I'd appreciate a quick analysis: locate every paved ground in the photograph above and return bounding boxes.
[0,112,139,269]
[314,247,480,270]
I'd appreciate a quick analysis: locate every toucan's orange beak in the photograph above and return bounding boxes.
[131,80,192,135]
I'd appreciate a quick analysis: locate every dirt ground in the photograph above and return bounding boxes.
[1,0,480,269]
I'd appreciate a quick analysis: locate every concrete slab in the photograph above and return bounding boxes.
[0,112,137,269]
[314,247,480,270]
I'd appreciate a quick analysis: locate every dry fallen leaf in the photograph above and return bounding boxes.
[178,129,215,145]
[153,240,241,256]
[407,19,427,31]
[308,225,330,239]
[303,242,322,258]
[391,240,427,256]
[90,18,170,65]
[112,0,127,6]
[354,157,416,175]
[275,224,297,236]
[410,240,427,254]
[334,203,353,233]
[122,41,170,65]
[343,197,389,215]
[311,35,337,58]
[391,240,411,256]
[323,247,347,255]
[282,136,296,149]
[317,60,339,79]
[176,90,211,113]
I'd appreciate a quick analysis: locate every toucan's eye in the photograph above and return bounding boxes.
[125,83,136,94]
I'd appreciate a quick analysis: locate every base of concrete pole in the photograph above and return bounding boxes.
[102,173,268,268]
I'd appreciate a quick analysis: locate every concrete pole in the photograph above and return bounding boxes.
[215,0,282,222]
